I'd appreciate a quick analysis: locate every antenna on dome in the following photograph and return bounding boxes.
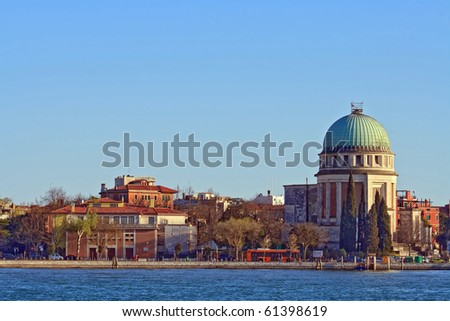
[351,102,364,114]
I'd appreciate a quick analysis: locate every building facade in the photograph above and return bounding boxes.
[397,190,440,235]
[253,190,284,206]
[53,198,196,260]
[285,105,398,249]
[284,184,318,224]
[100,176,177,208]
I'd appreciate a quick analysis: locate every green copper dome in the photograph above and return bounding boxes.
[323,109,391,153]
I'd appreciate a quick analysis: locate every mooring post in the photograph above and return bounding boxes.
[373,256,377,271]
[387,256,391,271]
[401,257,404,270]
[354,256,357,268]
[316,259,322,270]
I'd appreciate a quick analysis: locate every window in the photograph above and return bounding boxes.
[93,203,101,208]
[134,195,138,200]
[332,156,338,167]
[128,216,135,224]
[326,156,332,167]
[343,155,349,166]
[113,216,120,224]
[103,216,110,224]
[160,218,168,225]
[375,155,382,166]
[121,216,127,224]
[110,204,118,208]
[436,215,439,221]
[148,217,155,225]
[426,215,430,220]
[124,233,134,242]
[355,155,362,166]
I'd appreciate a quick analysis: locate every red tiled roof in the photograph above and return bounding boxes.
[88,197,121,203]
[153,208,186,215]
[52,204,186,216]
[157,186,178,193]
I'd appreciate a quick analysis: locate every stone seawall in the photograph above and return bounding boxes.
[1,260,450,270]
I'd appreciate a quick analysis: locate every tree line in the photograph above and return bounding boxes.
[0,187,96,259]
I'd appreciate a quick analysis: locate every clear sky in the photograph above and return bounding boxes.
[1,1,449,205]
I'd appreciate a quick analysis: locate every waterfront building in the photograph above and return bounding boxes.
[284,184,318,224]
[397,190,440,235]
[285,104,398,249]
[52,176,196,260]
[52,197,196,260]
[396,203,432,255]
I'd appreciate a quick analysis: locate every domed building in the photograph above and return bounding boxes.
[284,104,397,249]
[315,105,397,248]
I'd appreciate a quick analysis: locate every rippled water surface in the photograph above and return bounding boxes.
[1,269,449,301]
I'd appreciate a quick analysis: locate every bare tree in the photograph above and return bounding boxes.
[90,219,119,260]
[246,203,284,246]
[10,206,51,256]
[288,234,299,250]
[67,210,98,260]
[71,193,92,205]
[41,187,70,210]
[397,213,427,256]
[215,217,262,259]
[190,201,223,244]
[0,197,12,205]
[290,223,327,261]
[51,217,68,255]
[260,235,272,249]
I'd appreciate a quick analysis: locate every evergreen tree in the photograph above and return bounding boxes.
[339,201,346,250]
[339,173,357,253]
[366,203,379,253]
[377,197,392,255]
[357,185,366,252]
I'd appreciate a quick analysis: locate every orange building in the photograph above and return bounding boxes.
[100,176,177,208]
[397,190,440,235]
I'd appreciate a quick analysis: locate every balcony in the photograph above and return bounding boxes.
[108,223,157,230]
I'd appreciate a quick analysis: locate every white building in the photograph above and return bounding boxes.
[253,190,284,205]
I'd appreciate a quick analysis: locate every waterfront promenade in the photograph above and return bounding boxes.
[1,260,450,270]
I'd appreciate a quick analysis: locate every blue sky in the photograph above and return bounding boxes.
[1,1,449,205]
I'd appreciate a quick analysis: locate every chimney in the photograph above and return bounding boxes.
[101,183,107,193]
[267,190,271,196]
[71,203,75,213]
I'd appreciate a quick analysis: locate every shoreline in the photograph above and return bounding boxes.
[1,260,450,270]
